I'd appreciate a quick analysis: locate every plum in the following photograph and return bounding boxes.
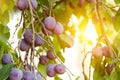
[46,50,56,60]
[44,17,56,30]
[23,30,33,44]
[77,0,84,7]
[2,54,12,64]
[46,64,56,77]
[55,64,65,74]
[17,0,28,11]
[53,22,64,35]
[35,72,42,80]
[92,46,103,57]
[106,64,115,74]
[102,46,110,57]
[23,71,34,80]
[39,56,48,65]
[35,34,44,47]
[9,68,23,80]
[30,0,38,9]
[20,39,30,51]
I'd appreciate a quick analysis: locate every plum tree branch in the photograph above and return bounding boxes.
[96,0,116,59]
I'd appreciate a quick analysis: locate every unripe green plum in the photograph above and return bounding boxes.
[55,64,65,74]
[53,22,64,35]
[17,0,28,11]
[9,68,23,80]
[44,17,56,30]
[2,54,12,64]
[46,64,56,77]
[20,39,30,51]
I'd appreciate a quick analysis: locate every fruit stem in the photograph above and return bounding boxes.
[27,0,36,79]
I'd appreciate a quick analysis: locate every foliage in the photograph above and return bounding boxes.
[1,0,120,80]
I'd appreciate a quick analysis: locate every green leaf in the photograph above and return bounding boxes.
[0,64,3,69]
[53,36,61,52]
[0,63,13,80]
[59,34,73,47]
[41,0,50,7]
[114,0,120,4]
[113,33,120,51]
[0,34,11,50]
[0,24,10,40]
[93,70,104,80]
[56,51,65,63]
[113,15,120,31]
[54,75,62,80]
[0,0,15,24]
[38,63,47,77]
[17,27,23,39]
[78,18,88,31]
[110,66,120,80]
[75,76,80,80]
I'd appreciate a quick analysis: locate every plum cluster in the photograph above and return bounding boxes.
[39,50,56,65]
[46,64,65,77]
[38,50,66,77]
[17,0,38,11]
[92,46,110,58]
[92,45,116,74]
[43,17,64,35]
[9,68,42,80]
[20,29,44,51]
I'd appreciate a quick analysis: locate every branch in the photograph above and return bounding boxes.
[96,0,116,58]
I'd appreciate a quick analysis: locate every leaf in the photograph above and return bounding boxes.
[75,76,80,80]
[113,15,120,31]
[0,34,11,50]
[0,63,13,80]
[41,0,50,7]
[0,63,3,69]
[0,24,10,40]
[93,70,104,80]
[83,74,89,80]
[38,63,47,77]
[59,34,73,47]
[78,18,88,31]
[114,0,120,4]
[56,51,65,63]
[113,33,120,51]
[0,0,15,23]
[54,75,62,80]
[53,36,61,52]
[110,66,120,80]
[17,27,23,39]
